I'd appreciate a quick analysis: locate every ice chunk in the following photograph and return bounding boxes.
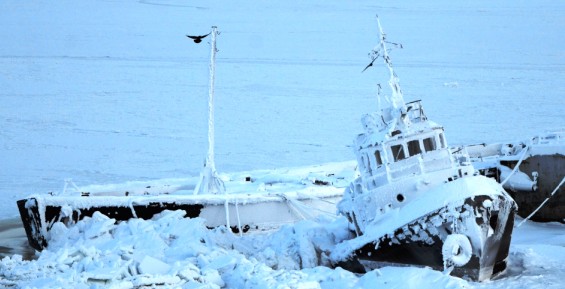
[138,255,171,275]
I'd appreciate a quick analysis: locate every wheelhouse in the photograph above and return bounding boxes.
[356,126,452,187]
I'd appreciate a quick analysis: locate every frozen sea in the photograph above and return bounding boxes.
[0,0,564,288]
[1,0,563,218]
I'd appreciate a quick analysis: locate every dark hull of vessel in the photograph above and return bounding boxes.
[344,194,516,281]
[17,198,205,251]
[500,154,565,222]
[17,192,341,252]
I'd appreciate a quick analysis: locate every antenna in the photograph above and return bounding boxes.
[361,16,409,132]
[376,16,405,111]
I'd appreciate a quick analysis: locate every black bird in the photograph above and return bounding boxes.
[362,56,378,72]
[186,32,211,43]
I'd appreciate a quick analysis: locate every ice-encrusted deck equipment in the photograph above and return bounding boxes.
[332,17,517,281]
[16,26,346,251]
[466,130,565,223]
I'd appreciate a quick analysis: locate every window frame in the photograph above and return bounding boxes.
[390,144,406,161]
[407,139,422,157]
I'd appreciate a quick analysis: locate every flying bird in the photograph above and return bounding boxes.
[186,32,211,43]
[362,55,378,72]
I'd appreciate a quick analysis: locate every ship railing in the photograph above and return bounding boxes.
[462,143,504,159]
[405,100,427,123]
[362,149,454,188]
[361,158,422,189]
[532,130,565,145]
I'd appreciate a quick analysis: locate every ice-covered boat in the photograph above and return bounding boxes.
[466,130,565,223]
[16,27,349,251]
[17,162,351,251]
[332,18,517,281]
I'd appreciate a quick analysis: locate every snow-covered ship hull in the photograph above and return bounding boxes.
[17,162,351,251]
[467,131,565,222]
[338,176,515,281]
[332,18,516,281]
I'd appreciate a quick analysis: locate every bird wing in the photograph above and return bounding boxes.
[186,32,211,39]
[362,59,376,72]
[362,53,380,72]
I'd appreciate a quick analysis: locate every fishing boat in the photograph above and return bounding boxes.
[16,26,348,251]
[466,130,565,223]
[332,18,517,281]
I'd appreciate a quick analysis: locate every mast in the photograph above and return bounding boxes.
[362,16,409,133]
[194,26,225,195]
[207,26,218,174]
[377,16,405,111]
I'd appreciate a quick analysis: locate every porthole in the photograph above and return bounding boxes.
[396,194,405,202]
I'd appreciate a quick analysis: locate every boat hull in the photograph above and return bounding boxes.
[353,194,515,281]
[501,154,565,222]
[334,176,516,281]
[466,134,565,223]
[17,192,342,251]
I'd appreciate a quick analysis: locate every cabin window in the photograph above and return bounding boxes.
[360,155,368,173]
[423,137,436,152]
[391,144,405,161]
[374,150,383,166]
[407,140,421,156]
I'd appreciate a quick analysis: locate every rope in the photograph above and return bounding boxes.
[500,145,529,186]
[62,179,82,195]
[295,192,337,205]
[288,200,309,220]
[517,176,565,227]
[295,200,337,217]
[280,193,337,221]
[277,193,308,220]
[128,199,138,218]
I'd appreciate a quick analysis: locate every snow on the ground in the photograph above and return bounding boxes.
[1,163,564,289]
[1,0,564,288]
[1,208,564,288]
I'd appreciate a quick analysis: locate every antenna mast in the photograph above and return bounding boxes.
[377,16,405,111]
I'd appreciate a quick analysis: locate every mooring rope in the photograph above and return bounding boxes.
[62,179,82,196]
[281,194,309,220]
[517,175,565,227]
[500,145,530,186]
[280,193,337,221]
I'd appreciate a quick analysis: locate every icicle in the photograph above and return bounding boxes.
[224,198,231,231]
[235,198,243,237]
